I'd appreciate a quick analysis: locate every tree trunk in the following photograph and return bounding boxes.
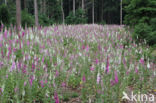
[61,0,65,24]
[68,0,70,15]
[40,0,43,14]
[5,0,7,5]
[73,0,75,16]
[120,0,122,25]
[82,0,84,17]
[92,0,94,24]
[47,0,49,18]
[82,0,84,10]
[24,0,26,9]
[34,0,39,27]
[16,0,21,32]
[101,0,103,21]
[43,0,46,15]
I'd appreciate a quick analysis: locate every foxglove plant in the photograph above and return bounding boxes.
[0,25,155,103]
[54,91,59,103]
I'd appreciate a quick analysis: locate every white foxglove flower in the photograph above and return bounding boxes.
[147,62,150,69]
[154,71,156,76]
[2,84,5,92]
[97,72,100,84]
[22,90,25,96]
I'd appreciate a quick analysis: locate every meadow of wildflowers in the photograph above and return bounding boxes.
[0,25,155,103]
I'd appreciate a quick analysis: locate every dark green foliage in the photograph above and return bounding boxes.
[0,4,10,25]
[15,49,23,62]
[44,57,51,69]
[150,18,156,29]
[68,74,81,89]
[124,0,156,45]
[101,0,120,24]
[65,8,87,24]
[39,14,54,26]
[46,0,62,23]
[99,20,106,25]
[22,10,34,27]
[0,0,123,26]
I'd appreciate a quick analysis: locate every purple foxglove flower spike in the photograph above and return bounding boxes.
[10,61,16,72]
[139,58,144,65]
[135,67,138,74]
[86,45,89,52]
[55,70,59,77]
[40,80,44,88]
[82,75,86,82]
[54,91,59,103]
[90,66,94,71]
[106,56,109,73]
[95,58,99,64]
[114,71,118,84]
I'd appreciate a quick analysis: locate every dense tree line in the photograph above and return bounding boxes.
[0,0,122,26]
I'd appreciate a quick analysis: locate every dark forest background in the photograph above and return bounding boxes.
[0,0,122,25]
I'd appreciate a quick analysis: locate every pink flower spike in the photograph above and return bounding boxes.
[61,82,66,87]
[110,80,115,86]
[86,45,89,52]
[97,73,100,84]
[114,71,118,84]
[98,44,101,51]
[1,50,4,58]
[106,56,109,73]
[90,66,94,71]
[10,61,16,72]
[40,80,44,88]
[95,59,99,64]
[13,48,17,52]
[135,67,139,74]
[29,79,33,86]
[139,58,144,65]
[82,45,85,50]
[55,70,59,77]
[29,75,35,86]
[14,87,18,93]
[120,45,123,49]
[24,81,27,86]
[22,31,25,37]
[82,75,86,82]
[42,57,44,63]
[54,91,59,103]
[0,43,2,48]
[0,88,3,95]
[45,80,48,84]
[53,82,56,88]
[6,74,8,78]
[126,71,129,75]
[27,41,30,46]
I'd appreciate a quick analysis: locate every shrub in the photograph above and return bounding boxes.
[39,14,54,26]
[21,10,34,27]
[100,20,106,25]
[0,4,10,25]
[133,23,152,42]
[124,0,156,46]
[65,8,87,24]
[133,20,156,45]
